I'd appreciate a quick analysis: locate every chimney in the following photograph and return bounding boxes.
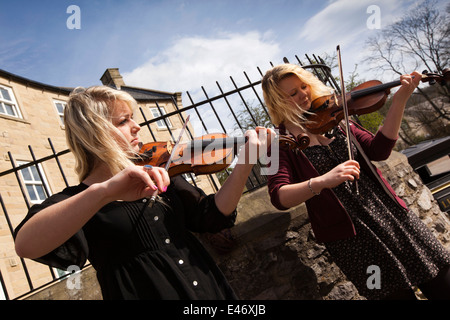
[100,68,125,89]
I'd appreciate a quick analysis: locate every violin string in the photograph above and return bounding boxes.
[350,80,402,99]
[143,115,190,211]
[187,137,247,151]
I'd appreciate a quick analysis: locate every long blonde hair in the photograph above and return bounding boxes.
[262,64,333,128]
[64,86,138,181]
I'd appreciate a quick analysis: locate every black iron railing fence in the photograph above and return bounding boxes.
[0,54,337,299]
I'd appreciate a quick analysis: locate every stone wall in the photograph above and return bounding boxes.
[24,265,101,300]
[375,152,450,248]
[23,151,450,300]
[203,186,362,300]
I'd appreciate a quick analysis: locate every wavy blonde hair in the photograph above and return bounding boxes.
[262,64,333,128]
[64,86,138,182]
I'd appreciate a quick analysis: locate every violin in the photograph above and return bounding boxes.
[305,68,450,134]
[134,133,245,177]
[134,132,310,177]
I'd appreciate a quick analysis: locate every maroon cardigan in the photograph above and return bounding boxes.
[268,122,409,243]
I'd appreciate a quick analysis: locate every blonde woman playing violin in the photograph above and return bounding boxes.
[14,86,275,300]
[262,63,450,300]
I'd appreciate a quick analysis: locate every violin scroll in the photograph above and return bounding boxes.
[279,134,310,152]
[422,68,450,86]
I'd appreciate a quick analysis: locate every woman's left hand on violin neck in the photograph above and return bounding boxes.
[393,71,422,104]
[237,126,277,166]
[214,126,276,215]
[381,71,422,140]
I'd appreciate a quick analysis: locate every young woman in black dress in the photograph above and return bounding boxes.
[14,86,274,299]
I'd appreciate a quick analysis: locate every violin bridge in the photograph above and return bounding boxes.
[166,141,173,154]
[333,93,339,106]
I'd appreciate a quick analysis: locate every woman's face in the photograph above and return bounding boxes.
[278,74,312,112]
[111,101,141,152]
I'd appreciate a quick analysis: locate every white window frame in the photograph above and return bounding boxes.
[16,161,70,280]
[182,173,194,182]
[0,84,22,118]
[150,106,172,129]
[17,161,51,204]
[0,282,5,300]
[53,99,67,126]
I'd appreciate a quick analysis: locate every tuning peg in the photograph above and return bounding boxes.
[422,70,436,85]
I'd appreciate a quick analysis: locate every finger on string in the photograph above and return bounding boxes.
[142,165,158,190]
[152,168,169,193]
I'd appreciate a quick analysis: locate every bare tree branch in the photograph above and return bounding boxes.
[363,0,450,145]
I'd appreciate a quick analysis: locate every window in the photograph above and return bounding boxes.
[0,85,22,118]
[17,161,50,204]
[182,173,194,182]
[150,106,172,129]
[53,100,67,125]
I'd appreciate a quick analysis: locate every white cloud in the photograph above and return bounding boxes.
[300,0,406,45]
[297,0,410,78]
[122,31,281,94]
[301,0,369,43]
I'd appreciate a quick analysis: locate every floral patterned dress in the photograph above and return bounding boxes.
[303,132,450,299]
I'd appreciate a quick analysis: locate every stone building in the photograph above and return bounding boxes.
[0,68,218,299]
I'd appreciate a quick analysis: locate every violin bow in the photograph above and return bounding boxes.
[147,115,191,208]
[336,45,359,195]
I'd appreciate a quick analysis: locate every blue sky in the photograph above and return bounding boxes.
[1,0,446,96]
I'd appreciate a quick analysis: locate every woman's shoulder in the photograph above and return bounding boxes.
[36,183,88,208]
[55,183,88,198]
